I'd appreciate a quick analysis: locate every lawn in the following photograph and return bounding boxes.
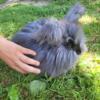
[0,0,100,100]
[0,0,6,4]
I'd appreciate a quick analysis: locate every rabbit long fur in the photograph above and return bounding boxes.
[12,3,87,77]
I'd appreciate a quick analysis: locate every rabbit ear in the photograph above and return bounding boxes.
[35,20,63,46]
[64,3,85,22]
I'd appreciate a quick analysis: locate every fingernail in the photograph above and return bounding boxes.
[36,69,41,74]
[36,62,40,66]
[34,52,37,55]
[38,70,41,73]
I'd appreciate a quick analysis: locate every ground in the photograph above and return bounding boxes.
[0,0,100,100]
[0,0,6,4]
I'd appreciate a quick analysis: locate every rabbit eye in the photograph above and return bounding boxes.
[63,38,75,49]
[67,37,74,43]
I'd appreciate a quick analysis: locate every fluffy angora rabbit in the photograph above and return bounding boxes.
[12,3,87,77]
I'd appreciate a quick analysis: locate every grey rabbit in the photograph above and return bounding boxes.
[12,3,87,77]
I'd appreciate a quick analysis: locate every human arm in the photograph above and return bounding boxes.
[0,36,40,74]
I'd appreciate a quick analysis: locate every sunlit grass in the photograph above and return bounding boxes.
[78,52,100,73]
[80,15,98,24]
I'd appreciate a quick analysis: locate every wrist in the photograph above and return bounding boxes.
[0,36,7,55]
[0,36,6,59]
[0,36,6,42]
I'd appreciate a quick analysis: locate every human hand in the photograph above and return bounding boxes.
[0,36,40,74]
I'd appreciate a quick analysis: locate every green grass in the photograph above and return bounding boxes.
[0,0,6,4]
[0,0,100,100]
